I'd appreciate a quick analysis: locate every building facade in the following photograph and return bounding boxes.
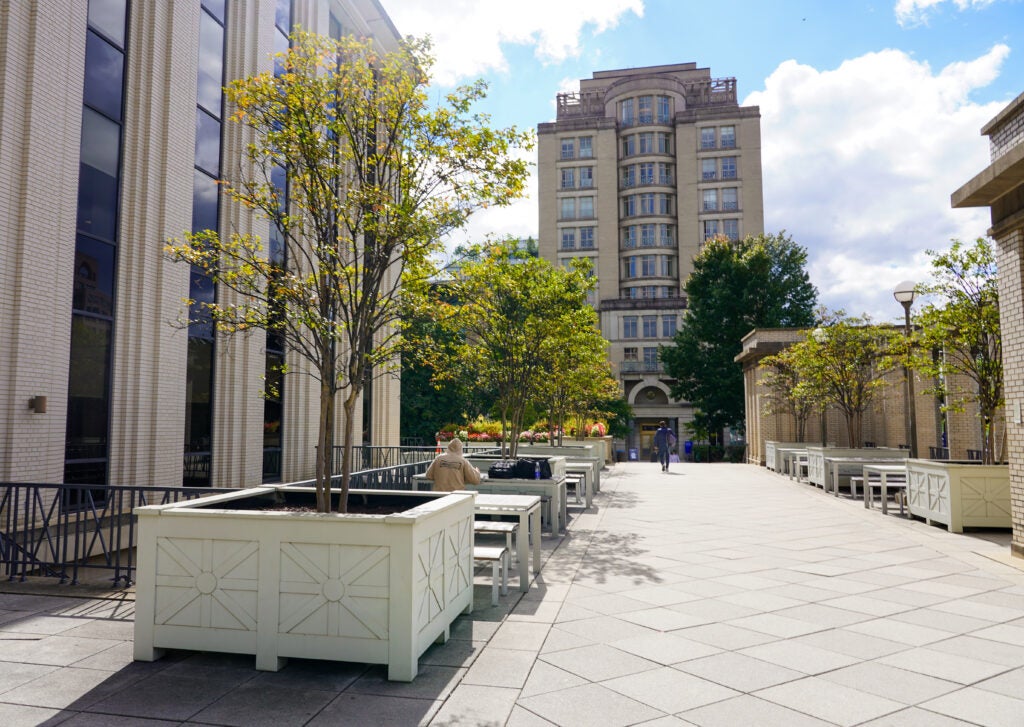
[537,63,764,456]
[0,0,402,488]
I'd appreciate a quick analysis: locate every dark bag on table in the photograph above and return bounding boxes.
[514,457,552,479]
[487,460,518,479]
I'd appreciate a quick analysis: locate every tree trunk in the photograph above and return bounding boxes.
[338,388,360,514]
[316,377,335,513]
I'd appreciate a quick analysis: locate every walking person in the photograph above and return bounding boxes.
[425,438,482,491]
[653,420,676,472]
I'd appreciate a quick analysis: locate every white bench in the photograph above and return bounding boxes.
[473,546,509,606]
[474,520,518,563]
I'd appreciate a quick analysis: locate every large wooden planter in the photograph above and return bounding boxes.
[906,459,1011,533]
[133,487,475,681]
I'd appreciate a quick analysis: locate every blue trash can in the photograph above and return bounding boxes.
[684,441,693,461]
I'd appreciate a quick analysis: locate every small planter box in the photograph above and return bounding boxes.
[765,441,806,472]
[906,459,1011,533]
[133,487,475,681]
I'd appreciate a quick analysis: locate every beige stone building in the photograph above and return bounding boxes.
[953,91,1024,559]
[537,63,764,456]
[0,0,402,489]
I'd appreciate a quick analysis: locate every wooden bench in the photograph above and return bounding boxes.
[474,520,518,563]
[473,546,509,606]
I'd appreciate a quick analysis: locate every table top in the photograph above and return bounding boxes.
[861,464,908,473]
[470,493,542,511]
[826,456,906,464]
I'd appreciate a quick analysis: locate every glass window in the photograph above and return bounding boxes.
[579,226,595,249]
[561,138,575,160]
[720,125,736,148]
[640,224,655,247]
[724,218,740,240]
[662,315,677,337]
[274,25,289,77]
[275,0,292,32]
[721,156,737,179]
[72,237,115,317]
[83,31,124,122]
[195,108,221,177]
[638,95,653,124]
[639,257,655,277]
[560,168,575,189]
[659,224,674,245]
[722,187,738,211]
[202,0,227,22]
[657,133,672,154]
[579,166,593,188]
[623,347,638,362]
[657,95,671,123]
[623,316,638,338]
[660,255,674,277]
[643,347,659,367]
[579,196,594,218]
[639,162,654,185]
[638,132,654,154]
[77,107,121,240]
[66,316,112,456]
[703,220,719,240]
[640,193,655,215]
[197,10,225,117]
[621,135,635,157]
[703,189,718,211]
[621,166,635,188]
[578,136,593,158]
[702,158,717,180]
[88,0,127,47]
[642,316,658,337]
[658,163,673,185]
[561,228,576,249]
[622,196,636,217]
[188,270,216,339]
[622,226,636,248]
[192,169,219,234]
[185,337,214,453]
[559,197,576,219]
[658,194,672,215]
[624,257,637,279]
[620,98,634,125]
[700,127,716,149]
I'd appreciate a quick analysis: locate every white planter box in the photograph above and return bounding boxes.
[805,446,909,488]
[133,487,475,681]
[765,441,806,472]
[906,460,1011,533]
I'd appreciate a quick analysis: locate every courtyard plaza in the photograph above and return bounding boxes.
[1,462,1023,726]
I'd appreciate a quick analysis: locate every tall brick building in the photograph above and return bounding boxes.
[537,63,764,456]
[0,0,402,488]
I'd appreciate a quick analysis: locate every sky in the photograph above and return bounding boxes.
[381,0,1024,323]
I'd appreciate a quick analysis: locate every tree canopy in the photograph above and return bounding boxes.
[166,32,532,511]
[661,232,817,438]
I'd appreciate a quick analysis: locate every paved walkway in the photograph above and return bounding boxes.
[2,462,1024,726]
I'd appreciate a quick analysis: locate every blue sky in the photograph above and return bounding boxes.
[383,0,1024,321]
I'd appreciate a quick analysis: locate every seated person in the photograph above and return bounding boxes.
[425,438,482,491]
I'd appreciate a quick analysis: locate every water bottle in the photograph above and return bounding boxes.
[534,461,541,479]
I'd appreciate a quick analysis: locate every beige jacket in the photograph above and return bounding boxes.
[425,439,482,492]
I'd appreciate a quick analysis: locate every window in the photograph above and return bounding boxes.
[621,166,635,188]
[724,218,739,241]
[701,158,717,181]
[578,196,594,218]
[658,163,673,185]
[658,194,672,215]
[560,197,576,220]
[703,189,718,212]
[624,257,637,278]
[622,196,636,217]
[657,95,671,123]
[561,229,576,249]
[703,220,719,240]
[579,136,593,158]
[623,347,638,362]
[659,224,674,245]
[623,316,638,338]
[642,315,658,337]
[579,166,594,188]
[579,226,595,249]
[196,11,225,117]
[85,31,125,122]
[700,127,716,149]
[639,285,658,299]
[640,256,657,277]
[195,108,222,177]
[657,133,672,154]
[640,224,655,247]
[622,226,636,248]
[722,187,738,211]
[621,135,635,157]
[639,193,655,215]
[639,162,654,185]
[638,95,653,124]
[720,125,736,148]
[638,132,654,154]
[721,156,737,179]
[662,315,677,337]
[561,138,575,159]
[643,347,659,367]
[560,167,575,189]
[620,98,634,125]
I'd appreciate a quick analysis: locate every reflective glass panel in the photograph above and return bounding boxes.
[73,236,115,316]
[66,316,112,456]
[197,10,225,117]
[192,169,219,234]
[87,0,127,47]
[202,0,226,23]
[84,30,124,121]
[194,108,221,176]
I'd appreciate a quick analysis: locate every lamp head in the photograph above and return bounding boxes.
[893,280,916,305]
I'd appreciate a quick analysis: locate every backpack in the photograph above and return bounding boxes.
[487,460,518,479]
[514,457,552,479]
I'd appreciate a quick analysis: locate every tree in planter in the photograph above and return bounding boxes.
[166,33,531,512]
[760,343,824,443]
[662,233,817,440]
[787,312,901,447]
[908,238,1003,463]
[439,242,594,458]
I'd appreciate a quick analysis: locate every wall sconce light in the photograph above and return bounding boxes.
[29,396,47,414]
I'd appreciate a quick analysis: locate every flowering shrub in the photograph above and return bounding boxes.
[588,422,606,437]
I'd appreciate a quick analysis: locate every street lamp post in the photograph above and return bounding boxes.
[812,327,827,447]
[893,280,918,458]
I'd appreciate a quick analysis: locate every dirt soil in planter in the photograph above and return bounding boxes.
[197,491,439,515]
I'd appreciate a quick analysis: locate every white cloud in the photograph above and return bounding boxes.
[894,0,998,27]
[381,0,643,85]
[745,44,1009,321]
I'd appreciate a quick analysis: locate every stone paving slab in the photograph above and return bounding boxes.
[1,461,1023,725]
